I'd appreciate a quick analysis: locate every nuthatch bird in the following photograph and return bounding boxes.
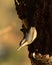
[17,27,37,51]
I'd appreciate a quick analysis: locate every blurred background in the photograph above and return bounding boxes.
[0,0,31,65]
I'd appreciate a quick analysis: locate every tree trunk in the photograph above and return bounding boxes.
[28,0,52,65]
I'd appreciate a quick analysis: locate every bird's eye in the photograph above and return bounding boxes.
[16,0,20,5]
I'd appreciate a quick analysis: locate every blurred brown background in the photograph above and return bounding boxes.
[0,0,30,65]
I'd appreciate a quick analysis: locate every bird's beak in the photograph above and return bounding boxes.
[15,0,20,5]
[14,0,19,9]
[17,27,37,51]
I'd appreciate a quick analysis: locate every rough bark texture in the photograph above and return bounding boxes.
[14,0,52,65]
[29,53,52,65]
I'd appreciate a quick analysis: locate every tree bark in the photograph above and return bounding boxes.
[14,0,52,65]
[28,0,52,65]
